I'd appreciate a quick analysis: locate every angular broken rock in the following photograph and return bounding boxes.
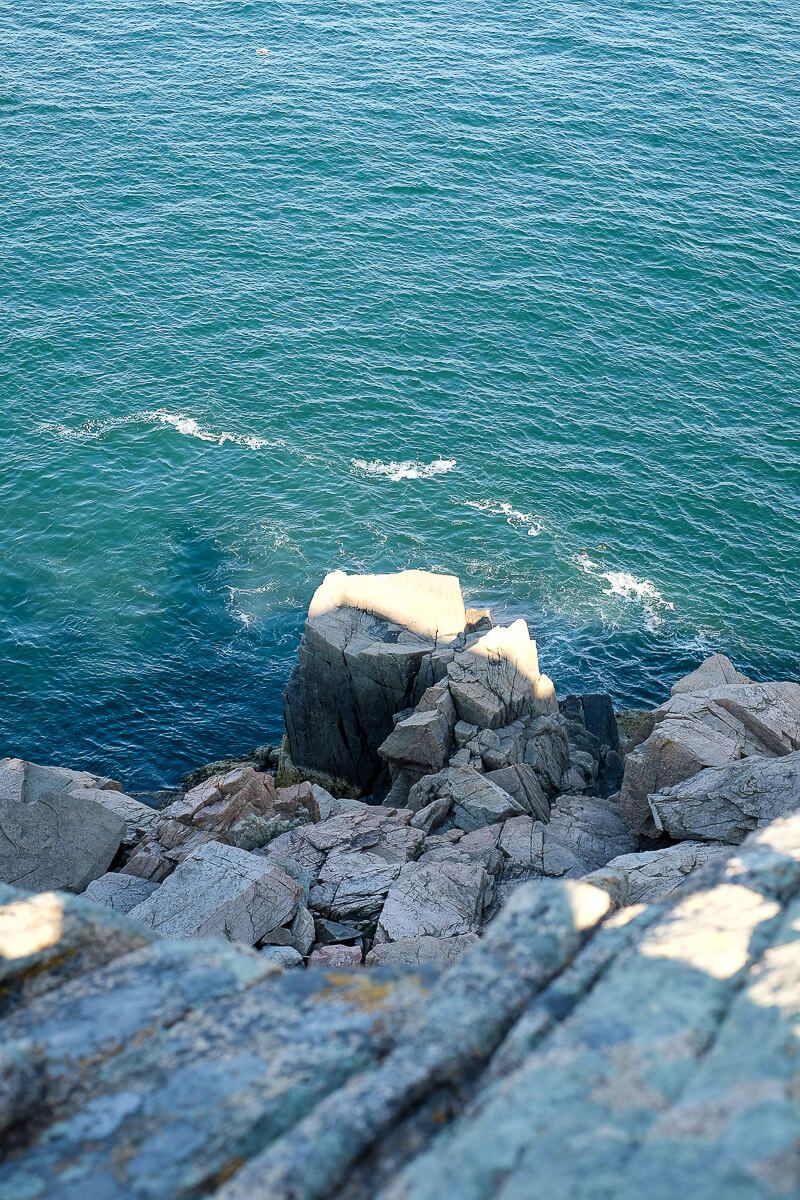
[308,944,363,968]
[620,712,745,838]
[121,819,216,883]
[484,764,550,822]
[261,945,304,969]
[83,872,160,913]
[670,652,749,695]
[159,768,318,851]
[0,759,127,894]
[649,750,800,844]
[128,842,302,944]
[302,807,424,863]
[408,796,451,833]
[284,570,467,792]
[447,620,556,729]
[585,841,732,907]
[408,766,526,833]
[72,787,158,847]
[621,663,800,838]
[378,685,455,779]
[522,714,570,795]
[308,851,402,923]
[499,793,633,885]
[365,933,479,968]
[375,860,490,942]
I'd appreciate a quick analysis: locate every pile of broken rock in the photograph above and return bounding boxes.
[2,569,800,1197]
[2,570,799,975]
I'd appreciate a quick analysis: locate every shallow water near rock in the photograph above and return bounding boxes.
[2,0,799,788]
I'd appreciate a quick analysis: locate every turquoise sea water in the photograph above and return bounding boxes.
[2,0,799,789]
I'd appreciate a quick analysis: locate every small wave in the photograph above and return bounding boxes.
[463,498,543,536]
[351,457,456,482]
[573,552,674,630]
[39,409,271,451]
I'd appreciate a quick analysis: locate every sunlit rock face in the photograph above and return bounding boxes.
[283,570,557,796]
[620,654,800,838]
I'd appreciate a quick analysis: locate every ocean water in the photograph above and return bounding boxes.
[2,0,799,790]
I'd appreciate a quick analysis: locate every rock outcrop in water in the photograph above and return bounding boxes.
[282,569,558,796]
[2,568,800,1198]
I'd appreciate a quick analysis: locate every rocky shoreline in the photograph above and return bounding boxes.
[1,568,799,1197]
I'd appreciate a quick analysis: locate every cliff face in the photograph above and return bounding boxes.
[2,569,800,1198]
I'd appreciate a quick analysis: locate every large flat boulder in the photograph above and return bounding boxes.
[0,759,127,894]
[649,751,800,843]
[128,842,303,944]
[374,860,491,942]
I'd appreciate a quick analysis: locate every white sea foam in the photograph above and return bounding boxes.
[463,498,543,536]
[351,457,456,482]
[573,552,674,630]
[39,409,271,450]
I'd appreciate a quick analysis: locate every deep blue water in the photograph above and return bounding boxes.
[2,0,799,789]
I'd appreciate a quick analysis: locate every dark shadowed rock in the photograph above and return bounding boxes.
[284,570,466,792]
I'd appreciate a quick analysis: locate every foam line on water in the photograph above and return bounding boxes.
[350,456,456,482]
[573,551,675,630]
[463,498,543,536]
[38,409,274,451]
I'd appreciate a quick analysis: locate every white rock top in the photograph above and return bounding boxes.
[307,568,467,642]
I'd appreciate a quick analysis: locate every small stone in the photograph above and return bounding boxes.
[308,944,363,968]
[261,946,304,969]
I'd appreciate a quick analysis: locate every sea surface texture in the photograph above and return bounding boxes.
[2,0,799,789]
